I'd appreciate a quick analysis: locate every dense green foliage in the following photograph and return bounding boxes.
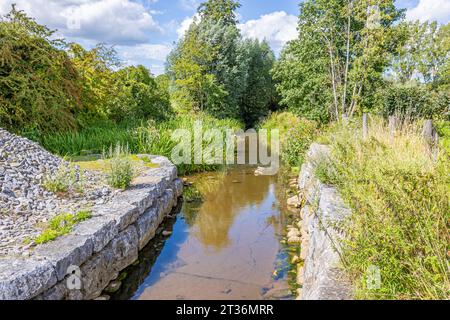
[260,112,317,167]
[273,0,404,122]
[379,85,449,120]
[435,120,450,154]
[315,119,450,299]
[36,114,242,175]
[0,6,81,132]
[273,0,449,123]
[168,0,277,126]
[0,7,170,134]
[239,39,277,126]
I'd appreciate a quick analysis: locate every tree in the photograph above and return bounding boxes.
[110,65,172,122]
[272,31,332,123]
[0,5,174,134]
[168,0,277,125]
[167,21,227,115]
[383,21,449,121]
[196,0,245,119]
[198,18,244,118]
[198,0,241,25]
[70,44,171,124]
[238,39,276,127]
[68,43,119,125]
[391,21,450,88]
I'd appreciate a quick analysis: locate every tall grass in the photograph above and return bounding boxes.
[435,120,450,154]
[316,118,450,300]
[30,114,242,175]
[260,112,317,168]
[104,144,134,189]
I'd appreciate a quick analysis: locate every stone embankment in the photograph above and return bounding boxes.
[0,129,183,300]
[293,143,353,300]
[0,129,113,257]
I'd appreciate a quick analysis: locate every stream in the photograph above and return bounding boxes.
[109,166,299,300]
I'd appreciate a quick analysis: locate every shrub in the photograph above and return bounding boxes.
[435,120,450,155]
[42,162,84,194]
[379,85,449,121]
[261,112,317,167]
[317,118,450,299]
[42,169,69,193]
[282,121,318,167]
[105,144,134,189]
[0,6,81,133]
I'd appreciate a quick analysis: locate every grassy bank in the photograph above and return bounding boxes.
[260,112,318,168]
[315,118,449,300]
[26,114,242,175]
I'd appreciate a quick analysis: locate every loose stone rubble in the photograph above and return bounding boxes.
[0,129,112,257]
[0,128,183,300]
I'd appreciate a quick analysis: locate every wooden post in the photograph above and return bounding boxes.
[388,116,396,137]
[423,119,439,160]
[362,113,368,139]
[422,120,434,145]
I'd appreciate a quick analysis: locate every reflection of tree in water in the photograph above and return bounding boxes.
[273,166,295,233]
[182,171,227,227]
[182,202,201,226]
[183,167,276,250]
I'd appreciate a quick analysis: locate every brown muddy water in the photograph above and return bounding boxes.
[109,166,299,300]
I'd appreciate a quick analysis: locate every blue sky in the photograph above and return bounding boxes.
[0,0,449,75]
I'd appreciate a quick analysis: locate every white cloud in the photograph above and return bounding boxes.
[116,43,172,75]
[177,14,199,39]
[406,0,450,23]
[117,43,173,63]
[147,63,166,76]
[176,11,298,55]
[180,0,200,11]
[0,0,162,45]
[239,11,298,55]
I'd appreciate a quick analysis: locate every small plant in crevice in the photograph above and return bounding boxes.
[104,143,134,189]
[34,210,92,244]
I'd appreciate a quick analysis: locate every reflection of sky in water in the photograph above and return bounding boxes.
[131,217,190,299]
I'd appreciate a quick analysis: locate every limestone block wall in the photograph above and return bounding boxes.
[0,156,183,300]
[297,144,353,300]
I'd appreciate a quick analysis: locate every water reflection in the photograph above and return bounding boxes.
[109,202,184,300]
[190,167,274,250]
[112,166,295,300]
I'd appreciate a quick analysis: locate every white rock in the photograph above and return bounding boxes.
[287,195,301,208]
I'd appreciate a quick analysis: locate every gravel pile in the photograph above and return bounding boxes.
[0,128,113,257]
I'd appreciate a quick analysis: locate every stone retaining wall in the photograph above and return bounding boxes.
[297,144,353,300]
[0,156,183,300]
